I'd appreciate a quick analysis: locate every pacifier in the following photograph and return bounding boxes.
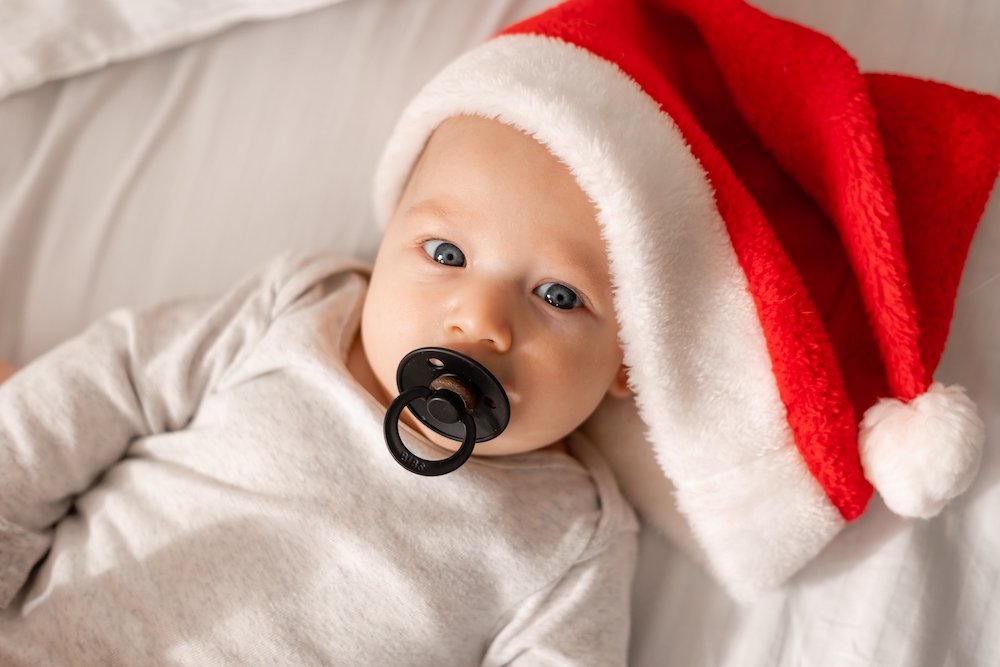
[383,347,510,476]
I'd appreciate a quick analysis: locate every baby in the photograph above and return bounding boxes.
[0,113,638,664]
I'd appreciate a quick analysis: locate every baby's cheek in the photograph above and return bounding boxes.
[542,363,596,416]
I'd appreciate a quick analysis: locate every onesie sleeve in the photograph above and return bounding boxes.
[482,528,639,667]
[0,251,360,607]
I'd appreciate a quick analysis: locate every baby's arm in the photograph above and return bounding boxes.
[0,252,337,608]
[0,315,167,607]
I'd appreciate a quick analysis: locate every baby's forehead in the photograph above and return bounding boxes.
[414,116,559,179]
[409,117,594,217]
[389,114,610,272]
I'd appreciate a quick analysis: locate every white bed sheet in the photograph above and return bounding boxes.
[0,0,352,101]
[0,0,561,362]
[0,1,998,665]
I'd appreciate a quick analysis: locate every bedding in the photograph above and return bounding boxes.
[0,0,350,101]
[0,0,997,665]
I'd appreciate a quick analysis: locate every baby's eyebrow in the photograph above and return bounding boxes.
[559,248,610,297]
[404,198,611,297]
[404,200,457,223]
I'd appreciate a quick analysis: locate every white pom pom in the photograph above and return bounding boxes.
[858,383,984,519]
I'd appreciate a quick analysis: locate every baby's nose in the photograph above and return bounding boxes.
[443,286,513,352]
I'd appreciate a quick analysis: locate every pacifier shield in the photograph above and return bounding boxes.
[395,347,510,442]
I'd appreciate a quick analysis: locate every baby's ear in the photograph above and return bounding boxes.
[607,364,632,398]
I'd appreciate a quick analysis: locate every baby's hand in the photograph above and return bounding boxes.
[0,359,16,384]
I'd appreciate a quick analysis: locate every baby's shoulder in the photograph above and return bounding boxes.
[563,431,640,559]
[465,433,638,566]
[262,250,371,311]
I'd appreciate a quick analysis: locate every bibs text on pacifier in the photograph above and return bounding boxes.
[384,348,510,476]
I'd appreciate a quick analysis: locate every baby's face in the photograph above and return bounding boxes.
[361,116,628,456]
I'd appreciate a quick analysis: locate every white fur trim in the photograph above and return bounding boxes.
[373,34,846,598]
[674,444,845,601]
[859,382,984,519]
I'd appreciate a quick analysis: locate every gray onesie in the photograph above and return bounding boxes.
[0,252,639,666]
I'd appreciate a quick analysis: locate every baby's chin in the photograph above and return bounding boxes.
[414,423,564,458]
[473,440,569,457]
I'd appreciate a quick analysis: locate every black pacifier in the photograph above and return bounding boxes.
[384,347,510,476]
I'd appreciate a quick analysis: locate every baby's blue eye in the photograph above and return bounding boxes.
[534,282,581,310]
[423,240,466,267]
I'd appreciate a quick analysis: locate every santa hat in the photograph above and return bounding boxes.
[373,0,1000,600]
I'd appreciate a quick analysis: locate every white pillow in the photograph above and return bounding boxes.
[0,0,348,101]
[0,0,560,363]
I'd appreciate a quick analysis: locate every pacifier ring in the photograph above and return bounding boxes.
[383,348,510,477]
[384,387,478,476]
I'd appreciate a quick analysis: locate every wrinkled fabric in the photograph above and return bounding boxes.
[0,252,638,667]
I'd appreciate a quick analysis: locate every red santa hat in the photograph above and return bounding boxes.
[373,0,1000,600]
